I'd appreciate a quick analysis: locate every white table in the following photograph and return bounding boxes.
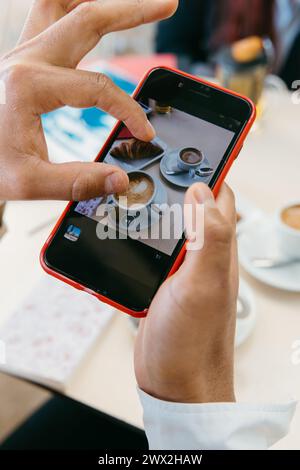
[0,90,300,449]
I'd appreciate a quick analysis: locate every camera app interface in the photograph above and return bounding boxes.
[74,99,236,257]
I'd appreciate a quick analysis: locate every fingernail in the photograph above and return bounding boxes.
[105,172,126,194]
[194,185,216,207]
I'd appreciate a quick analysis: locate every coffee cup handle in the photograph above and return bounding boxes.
[189,169,196,179]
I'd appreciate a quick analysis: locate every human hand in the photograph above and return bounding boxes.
[135,183,238,403]
[0,0,178,200]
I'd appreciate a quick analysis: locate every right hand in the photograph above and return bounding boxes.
[135,183,238,404]
[0,0,178,201]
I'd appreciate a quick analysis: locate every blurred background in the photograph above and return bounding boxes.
[0,0,154,58]
[1,0,300,88]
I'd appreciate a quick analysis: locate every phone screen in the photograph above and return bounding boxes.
[44,68,253,312]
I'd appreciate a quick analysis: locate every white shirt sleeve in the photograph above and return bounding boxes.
[138,389,297,450]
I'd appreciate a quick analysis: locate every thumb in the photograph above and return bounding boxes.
[184,183,216,253]
[183,183,235,278]
[25,158,129,200]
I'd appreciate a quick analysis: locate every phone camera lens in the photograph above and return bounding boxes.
[178,82,184,89]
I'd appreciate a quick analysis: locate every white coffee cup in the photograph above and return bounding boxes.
[177,147,204,172]
[275,202,300,259]
[112,171,157,215]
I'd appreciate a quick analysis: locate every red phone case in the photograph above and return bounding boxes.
[40,66,256,318]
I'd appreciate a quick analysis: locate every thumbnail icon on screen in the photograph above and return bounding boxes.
[64,225,81,242]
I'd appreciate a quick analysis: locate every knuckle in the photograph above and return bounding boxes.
[94,72,112,91]
[72,1,97,24]
[0,62,35,108]
[72,172,98,201]
[2,62,31,92]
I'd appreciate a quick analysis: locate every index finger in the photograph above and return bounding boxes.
[25,0,179,67]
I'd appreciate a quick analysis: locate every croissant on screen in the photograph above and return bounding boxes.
[110,139,163,161]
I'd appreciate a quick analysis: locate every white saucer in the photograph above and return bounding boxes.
[160,150,211,188]
[235,280,256,347]
[238,216,300,292]
[107,177,168,233]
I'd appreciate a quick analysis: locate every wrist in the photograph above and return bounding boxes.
[140,375,235,404]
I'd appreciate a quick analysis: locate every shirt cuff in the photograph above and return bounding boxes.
[138,388,297,450]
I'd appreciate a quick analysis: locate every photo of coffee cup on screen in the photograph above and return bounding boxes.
[75,99,235,256]
[114,172,156,211]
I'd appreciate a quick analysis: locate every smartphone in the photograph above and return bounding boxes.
[41,66,256,317]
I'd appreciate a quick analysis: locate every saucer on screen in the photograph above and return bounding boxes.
[238,216,300,292]
[160,150,210,188]
[107,177,168,233]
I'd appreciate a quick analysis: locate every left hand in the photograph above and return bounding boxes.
[0,0,178,201]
